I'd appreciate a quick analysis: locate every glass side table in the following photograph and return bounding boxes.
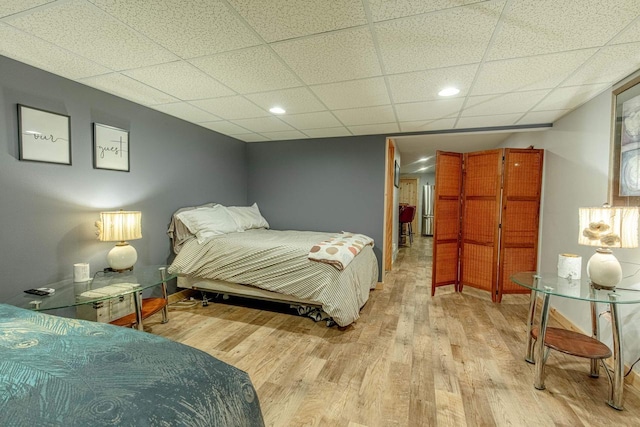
[511,272,640,410]
[5,266,175,331]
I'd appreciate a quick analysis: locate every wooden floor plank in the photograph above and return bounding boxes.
[148,236,640,426]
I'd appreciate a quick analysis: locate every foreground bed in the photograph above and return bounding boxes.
[168,205,379,327]
[0,303,264,426]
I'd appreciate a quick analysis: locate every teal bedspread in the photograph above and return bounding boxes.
[0,303,264,426]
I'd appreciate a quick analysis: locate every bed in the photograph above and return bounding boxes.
[167,204,379,327]
[0,303,264,426]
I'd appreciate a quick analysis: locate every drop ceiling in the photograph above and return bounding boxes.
[1,0,640,147]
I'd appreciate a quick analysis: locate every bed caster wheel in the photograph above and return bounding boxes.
[200,291,210,306]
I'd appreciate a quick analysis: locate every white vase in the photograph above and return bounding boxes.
[587,248,622,289]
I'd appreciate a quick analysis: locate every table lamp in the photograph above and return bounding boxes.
[96,210,142,272]
[578,204,639,289]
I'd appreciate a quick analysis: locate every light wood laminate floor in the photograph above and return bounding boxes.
[150,236,640,426]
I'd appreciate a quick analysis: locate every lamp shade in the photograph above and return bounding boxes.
[578,206,639,249]
[97,210,142,242]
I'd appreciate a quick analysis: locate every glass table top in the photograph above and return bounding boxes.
[511,271,640,304]
[5,265,175,311]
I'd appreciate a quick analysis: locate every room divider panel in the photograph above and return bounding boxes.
[431,148,544,302]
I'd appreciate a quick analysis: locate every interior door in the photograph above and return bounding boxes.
[497,148,544,301]
[459,149,503,300]
[431,151,463,295]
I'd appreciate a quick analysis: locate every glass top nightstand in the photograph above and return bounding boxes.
[511,271,640,410]
[510,272,640,304]
[6,265,175,331]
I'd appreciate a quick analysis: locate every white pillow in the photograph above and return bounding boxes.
[176,205,240,243]
[226,203,270,231]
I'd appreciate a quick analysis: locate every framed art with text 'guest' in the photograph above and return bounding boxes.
[18,104,71,165]
[93,123,130,172]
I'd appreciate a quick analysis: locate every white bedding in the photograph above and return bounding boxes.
[168,229,378,326]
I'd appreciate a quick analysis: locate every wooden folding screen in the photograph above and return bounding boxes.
[431,152,462,293]
[497,149,544,301]
[459,150,503,296]
[431,148,543,302]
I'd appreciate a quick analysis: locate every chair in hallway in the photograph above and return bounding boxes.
[399,205,416,246]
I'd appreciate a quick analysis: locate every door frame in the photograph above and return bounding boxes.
[383,138,396,278]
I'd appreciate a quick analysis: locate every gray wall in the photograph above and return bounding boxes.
[0,55,248,300]
[246,136,386,279]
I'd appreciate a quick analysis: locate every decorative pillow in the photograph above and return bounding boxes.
[226,203,270,231]
[176,205,240,243]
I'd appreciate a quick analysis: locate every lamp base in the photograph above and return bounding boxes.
[587,248,622,290]
[107,242,138,272]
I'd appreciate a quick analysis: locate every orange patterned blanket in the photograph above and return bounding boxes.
[308,232,374,271]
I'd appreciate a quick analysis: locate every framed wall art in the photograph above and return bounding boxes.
[611,74,640,206]
[18,104,71,165]
[394,160,400,188]
[93,123,130,172]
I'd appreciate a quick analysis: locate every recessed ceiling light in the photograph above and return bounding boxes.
[438,87,460,97]
[418,157,430,162]
[269,106,286,114]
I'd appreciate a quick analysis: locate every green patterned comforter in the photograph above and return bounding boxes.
[0,303,264,426]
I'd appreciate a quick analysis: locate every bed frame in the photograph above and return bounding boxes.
[177,275,323,308]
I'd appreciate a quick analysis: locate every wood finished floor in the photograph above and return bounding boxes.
[149,236,640,426]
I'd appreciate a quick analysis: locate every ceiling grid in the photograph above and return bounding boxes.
[0,0,639,165]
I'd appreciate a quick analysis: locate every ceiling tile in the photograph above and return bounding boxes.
[333,105,396,126]
[228,0,366,42]
[279,112,342,130]
[395,98,465,122]
[348,123,399,135]
[533,84,610,111]
[612,19,640,44]
[234,133,270,142]
[190,46,301,94]
[273,27,381,85]
[261,130,308,140]
[420,118,458,131]
[311,78,390,110]
[487,0,640,61]
[0,0,54,18]
[455,113,522,128]
[152,102,221,123]
[374,1,504,74]
[7,0,178,70]
[398,118,461,132]
[79,73,178,105]
[0,23,109,79]
[562,43,640,87]
[463,90,550,116]
[190,96,269,120]
[399,121,431,132]
[231,117,293,133]
[244,87,325,114]
[387,64,478,103]
[471,49,596,95]
[517,110,569,125]
[303,127,352,138]
[368,0,487,22]
[124,61,234,101]
[199,121,251,135]
[89,0,260,58]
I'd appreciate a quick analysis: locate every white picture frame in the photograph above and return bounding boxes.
[93,123,130,172]
[18,104,71,165]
